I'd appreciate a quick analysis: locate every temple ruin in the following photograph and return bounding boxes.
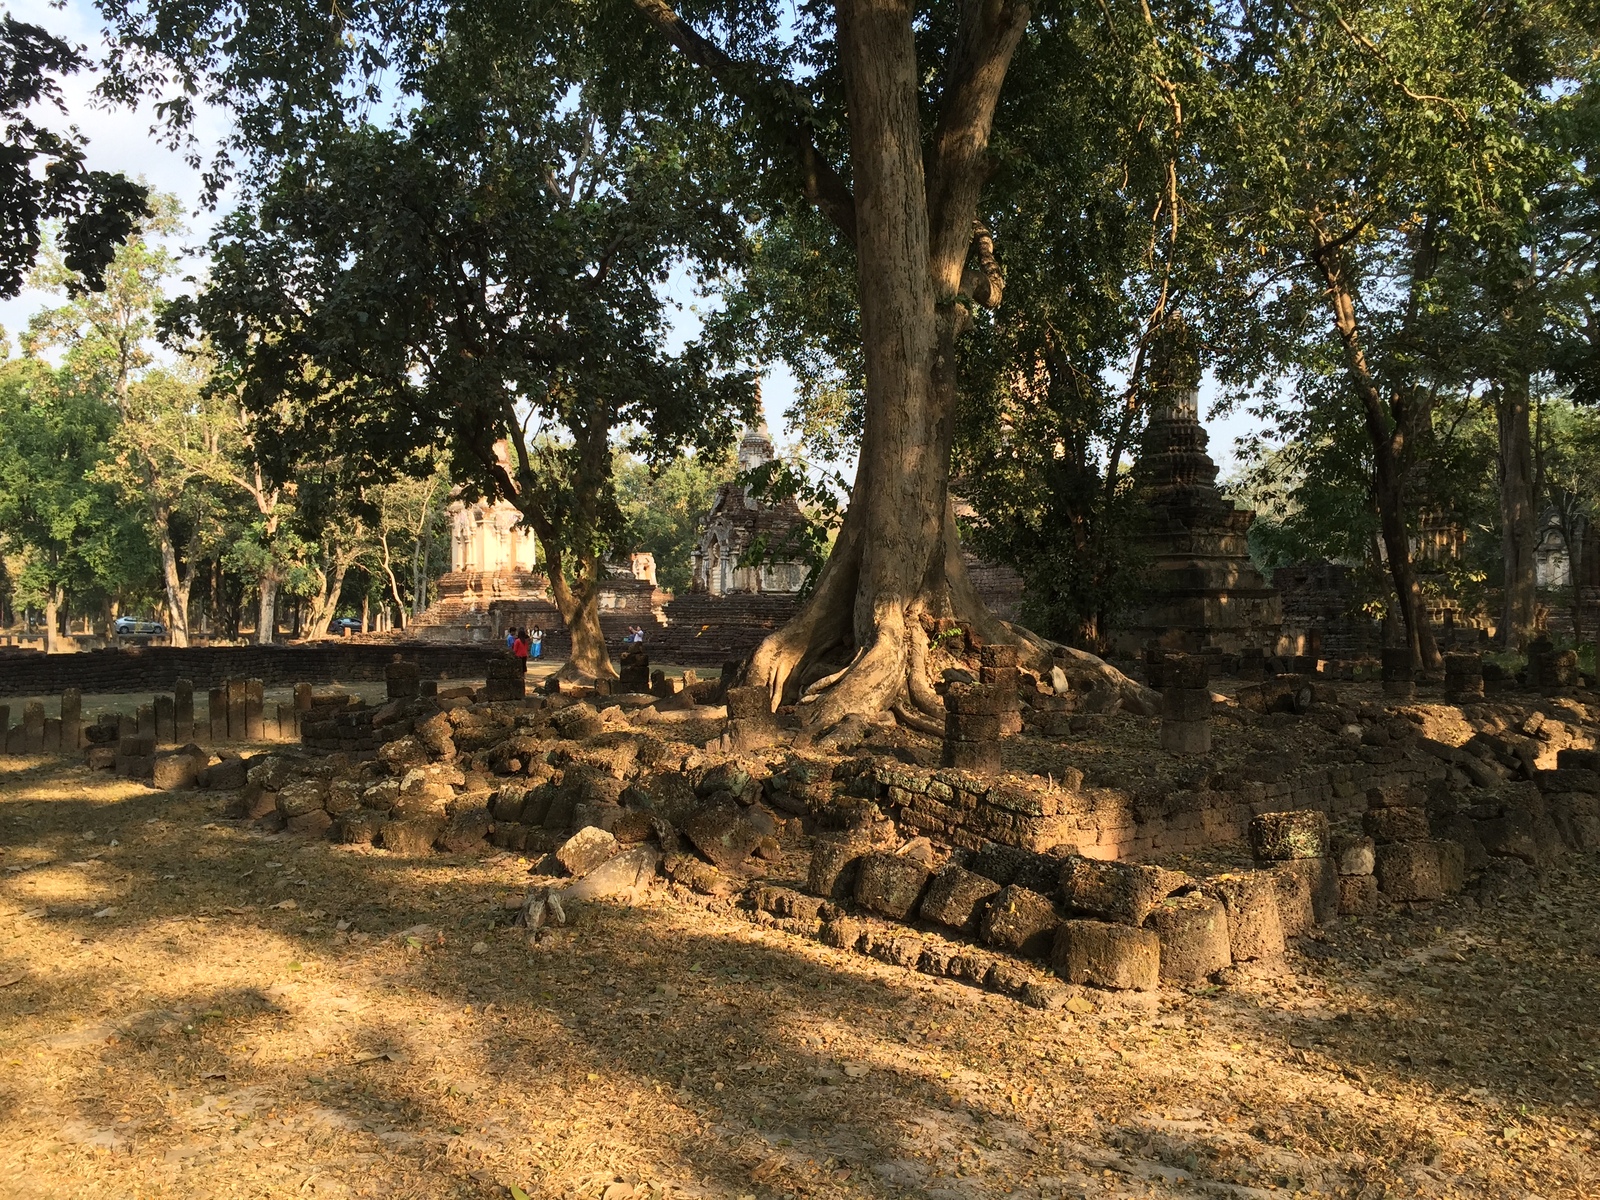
[1116,324,1284,656]
[690,423,809,596]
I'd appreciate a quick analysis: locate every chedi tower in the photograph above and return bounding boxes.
[1116,317,1282,655]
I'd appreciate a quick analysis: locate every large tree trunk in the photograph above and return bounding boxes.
[1495,377,1538,650]
[747,0,1035,728]
[257,576,278,645]
[544,543,616,681]
[1311,237,1440,671]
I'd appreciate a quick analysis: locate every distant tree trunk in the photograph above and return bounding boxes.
[1495,375,1538,650]
[153,501,190,647]
[257,576,277,645]
[1311,231,1440,671]
[44,585,64,654]
[305,547,353,641]
[411,531,430,618]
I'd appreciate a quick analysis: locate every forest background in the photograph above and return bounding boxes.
[1,0,1598,677]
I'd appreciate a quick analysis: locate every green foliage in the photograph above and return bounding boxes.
[0,14,149,297]
[176,39,756,612]
[0,356,152,612]
[614,446,733,594]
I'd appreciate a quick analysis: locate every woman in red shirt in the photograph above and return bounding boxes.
[511,629,530,672]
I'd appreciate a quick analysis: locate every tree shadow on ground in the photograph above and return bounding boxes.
[3,755,1598,1199]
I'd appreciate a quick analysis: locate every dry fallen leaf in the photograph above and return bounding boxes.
[0,971,25,988]
[842,1062,870,1078]
[271,899,298,910]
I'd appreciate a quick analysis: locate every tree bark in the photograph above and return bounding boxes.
[44,585,64,654]
[744,0,1036,727]
[304,550,352,641]
[1495,375,1538,650]
[542,540,616,681]
[257,576,278,645]
[1310,230,1441,671]
[152,501,190,646]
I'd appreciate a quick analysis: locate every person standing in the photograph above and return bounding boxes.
[505,627,517,651]
[512,628,530,673]
[530,627,544,660]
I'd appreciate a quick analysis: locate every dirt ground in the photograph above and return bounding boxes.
[1,752,1597,1200]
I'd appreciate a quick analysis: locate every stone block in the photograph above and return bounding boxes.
[386,659,421,701]
[1160,720,1211,755]
[943,738,1001,772]
[222,679,245,739]
[971,844,1064,894]
[854,852,932,920]
[380,815,445,855]
[723,686,771,719]
[1249,809,1329,861]
[979,885,1060,958]
[151,749,200,790]
[336,811,385,844]
[287,809,334,838]
[174,679,194,743]
[919,864,1002,933]
[1201,872,1285,962]
[1363,806,1430,843]
[683,803,760,869]
[86,745,117,771]
[484,658,525,702]
[1333,834,1376,876]
[1059,855,1187,926]
[1160,688,1213,722]
[245,679,265,740]
[1270,862,1315,936]
[1437,838,1466,894]
[977,643,1019,669]
[1144,892,1230,986]
[1051,920,1160,991]
[155,694,176,744]
[556,844,661,902]
[207,687,228,743]
[1375,841,1449,902]
[42,717,62,752]
[1338,873,1381,915]
[944,683,1016,715]
[1277,856,1339,925]
[439,805,494,853]
[325,779,362,816]
[945,711,1004,741]
[808,832,874,900]
[199,756,247,790]
[276,779,328,818]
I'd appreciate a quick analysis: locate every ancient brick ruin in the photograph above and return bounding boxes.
[1116,327,1283,657]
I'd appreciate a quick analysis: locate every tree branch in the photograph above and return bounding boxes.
[926,0,1031,285]
[630,0,858,244]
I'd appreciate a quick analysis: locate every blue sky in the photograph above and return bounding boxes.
[5,0,1259,479]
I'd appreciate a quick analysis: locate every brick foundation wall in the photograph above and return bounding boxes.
[874,740,1453,860]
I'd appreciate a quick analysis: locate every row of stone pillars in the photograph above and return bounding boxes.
[0,678,314,756]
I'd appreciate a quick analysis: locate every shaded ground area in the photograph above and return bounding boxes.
[1,754,1596,1199]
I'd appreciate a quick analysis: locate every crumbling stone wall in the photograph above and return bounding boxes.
[0,643,514,698]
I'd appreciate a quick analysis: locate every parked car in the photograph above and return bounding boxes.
[328,617,362,633]
[114,616,166,637]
